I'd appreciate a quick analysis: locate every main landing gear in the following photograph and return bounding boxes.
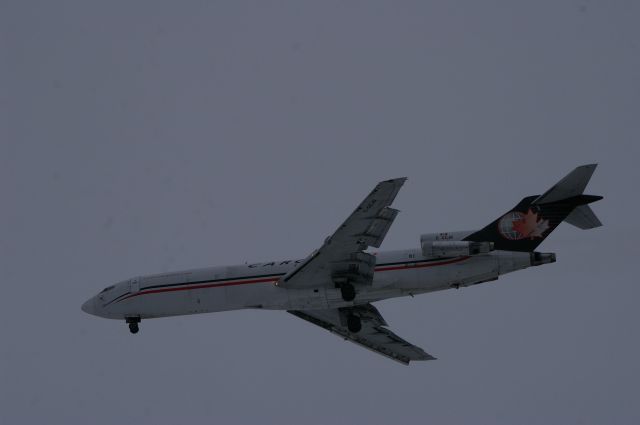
[126,316,141,334]
[347,315,362,333]
[339,282,356,302]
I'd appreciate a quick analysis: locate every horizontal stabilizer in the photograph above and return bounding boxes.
[564,205,602,229]
[464,164,602,252]
[533,164,597,204]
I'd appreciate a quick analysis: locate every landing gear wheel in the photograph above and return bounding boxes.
[347,315,362,333]
[126,316,141,334]
[340,283,356,302]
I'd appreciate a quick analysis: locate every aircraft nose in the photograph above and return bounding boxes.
[81,298,96,315]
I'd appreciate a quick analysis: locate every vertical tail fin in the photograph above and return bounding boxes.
[464,165,603,252]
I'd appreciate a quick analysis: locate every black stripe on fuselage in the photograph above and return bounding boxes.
[141,272,285,291]
[104,257,460,306]
[137,257,449,292]
[103,291,132,307]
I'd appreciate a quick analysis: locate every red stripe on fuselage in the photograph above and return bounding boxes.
[375,256,469,271]
[118,276,280,303]
[117,256,470,303]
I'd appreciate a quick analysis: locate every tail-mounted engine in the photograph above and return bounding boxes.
[420,232,493,258]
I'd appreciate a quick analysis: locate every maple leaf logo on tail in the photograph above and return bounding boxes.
[512,209,550,239]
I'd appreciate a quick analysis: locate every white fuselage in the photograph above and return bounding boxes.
[82,248,541,320]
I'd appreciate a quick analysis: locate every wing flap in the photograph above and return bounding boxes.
[279,178,406,289]
[337,324,434,365]
[289,304,435,365]
[360,207,399,248]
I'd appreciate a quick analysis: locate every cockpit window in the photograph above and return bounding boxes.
[100,285,115,294]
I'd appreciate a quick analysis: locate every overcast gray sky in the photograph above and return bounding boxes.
[2,1,639,424]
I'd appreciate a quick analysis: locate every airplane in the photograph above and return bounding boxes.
[82,165,603,365]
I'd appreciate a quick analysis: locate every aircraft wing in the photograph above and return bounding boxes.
[289,304,435,365]
[278,178,406,289]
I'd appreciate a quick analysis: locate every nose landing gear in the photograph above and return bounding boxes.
[126,316,141,334]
